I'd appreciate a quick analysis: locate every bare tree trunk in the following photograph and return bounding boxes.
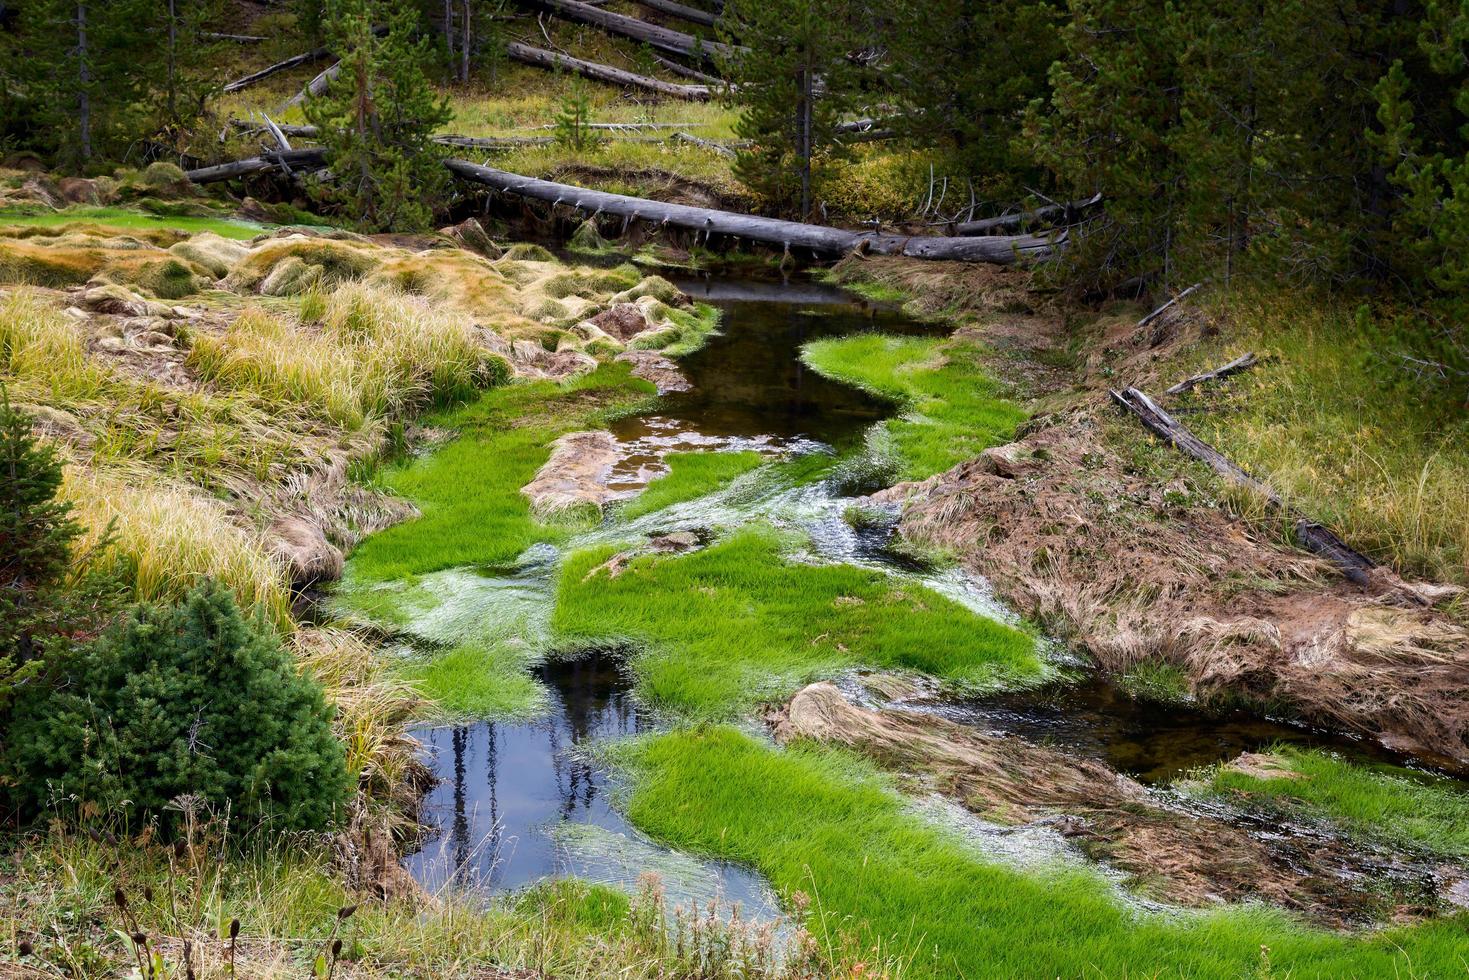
[797,62,812,219]
[460,0,471,84]
[76,1,90,160]
[444,0,454,63]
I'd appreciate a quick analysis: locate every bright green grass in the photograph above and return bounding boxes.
[801,333,1027,481]
[551,523,1043,718]
[1191,746,1469,860]
[621,727,1469,979]
[617,450,765,521]
[400,642,548,721]
[342,364,657,584]
[0,206,264,240]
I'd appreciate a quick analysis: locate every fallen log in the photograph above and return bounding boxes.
[534,0,741,59]
[204,32,267,43]
[283,59,342,109]
[633,0,719,28]
[507,41,712,100]
[185,148,328,183]
[1109,386,1376,584]
[223,47,330,93]
[951,193,1103,236]
[1165,352,1259,396]
[652,53,725,86]
[1139,281,1205,328]
[672,131,734,156]
[444,158,1058,262]
[221,25,386,93]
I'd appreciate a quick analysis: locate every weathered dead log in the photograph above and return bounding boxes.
[230,119,318,138]
[283,59,342,109]
[1165,352,1259,396]
[444,158,1058,262]
[1109,386,1376,584]
[507,42,712,100]
[534,0,741,59]
[653,53,726,85]
[672,131,734,156]
[204,32,267,43]
[633,0,719,28]
[951,193,1103,236]
[221,25,385,93]
[1139,281,1205,328]
[222,47,330,93]
[185,148,328,183]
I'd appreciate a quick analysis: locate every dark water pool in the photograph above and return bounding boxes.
[407,651,779,915]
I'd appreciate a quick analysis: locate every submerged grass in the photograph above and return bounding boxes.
[552,523,1042,719]
[801,333,1026,481]
[617,450,765,521]
[620,726,1469,980]
[1189,745,1469,859]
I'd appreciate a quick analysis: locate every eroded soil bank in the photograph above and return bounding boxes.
[829,258,1469,769]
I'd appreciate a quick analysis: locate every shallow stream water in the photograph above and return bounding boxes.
[401,272,1451,911]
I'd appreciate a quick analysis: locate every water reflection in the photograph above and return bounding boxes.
[407,653,778,919]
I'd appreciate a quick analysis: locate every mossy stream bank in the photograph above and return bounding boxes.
[334,275,1469,977]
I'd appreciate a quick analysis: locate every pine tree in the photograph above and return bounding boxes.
[722,0,861,218]
[0,394,119,727]
[303,0,453,230]
[7,0,154,165]
[157,0,227,137]
[887,0,1061,199]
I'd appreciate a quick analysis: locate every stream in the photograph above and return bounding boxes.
[400,273,1440,913]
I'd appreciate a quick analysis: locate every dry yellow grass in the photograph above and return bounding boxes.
[61,463,295,629]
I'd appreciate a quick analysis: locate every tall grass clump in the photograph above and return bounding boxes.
[801,333,1026,481]
[189,284,509,429]
[1179,289,1469,584]
[0,288,109,400]
[62,464,293,629]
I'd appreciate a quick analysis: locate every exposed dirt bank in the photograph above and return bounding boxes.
[836,258,1469,766]
[772,682,1460,924]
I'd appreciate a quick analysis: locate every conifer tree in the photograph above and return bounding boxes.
[303,0,453,230]
[722,0,860,218]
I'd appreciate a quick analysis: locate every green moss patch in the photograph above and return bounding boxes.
[1186,746,1469,859]
[618,727,1469,979]
[552,523,1043,719]
[618,450,765,521]
[801,333,1026,481]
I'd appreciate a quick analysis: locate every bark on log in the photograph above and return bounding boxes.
[507,41,713,100]
[223,46,330,93]
[653,53,725,85]
[672,131,734,156]
[951,192,1103,236]
[283,59,342,109]
[1165,352,1259,396]
[221,25,385,93]
[633,0,719,28]
[444,158,1058,262]
[185,148,327,183]
[534,0,742,59]
[1109,386,1375,584]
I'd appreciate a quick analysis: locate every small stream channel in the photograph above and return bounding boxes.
[402,272,1447,912]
